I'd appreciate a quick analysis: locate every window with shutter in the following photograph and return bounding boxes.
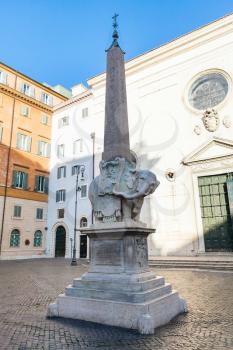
[35,175,48,193]
[73,139,83,154]
[0,71,7,84]
[82,107,88,118]
[10,229,20,247]
[57,144,65,158]
[40,114,48,125]
[13,205,22,218]
[57,166,66,179]
[36,208,43,220]
[12,171,28,189]
[80,217,88,227]
[57,208,65,219]
[56,189,66,202]
[29,86,35,98]
[21,105,29,117]
[37,141,50,157]
[72,165,80,175]
[58,116,69,128]
[34,230,42,247]
[41,92,52,105]
[21,83,30,95]
[16,133,31,152]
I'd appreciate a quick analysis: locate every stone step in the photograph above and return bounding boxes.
[72,275,165,292]
[81,271,157,283]
[149,259,233,264]
[149,261,233,271]
[65,282,172,303]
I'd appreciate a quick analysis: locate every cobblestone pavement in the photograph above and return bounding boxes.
[0,259,233,350]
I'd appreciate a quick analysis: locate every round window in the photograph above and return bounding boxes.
[188,72,229,111]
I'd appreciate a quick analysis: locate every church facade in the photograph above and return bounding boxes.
[46,14,233,258]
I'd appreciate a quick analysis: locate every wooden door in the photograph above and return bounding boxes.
[55,226,66,257]
[80,235,87,258]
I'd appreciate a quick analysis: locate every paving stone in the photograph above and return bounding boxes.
[0,259,233,349]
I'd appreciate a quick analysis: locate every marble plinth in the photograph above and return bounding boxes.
[48,223,187,334]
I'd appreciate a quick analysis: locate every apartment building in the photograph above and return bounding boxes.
[0,62,68,259]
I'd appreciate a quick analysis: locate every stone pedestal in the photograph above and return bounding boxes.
[48,223,187,334]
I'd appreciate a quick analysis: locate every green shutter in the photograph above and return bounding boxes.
[47,143,51,158]
[27,136,32,152]
[16,133,21,149]
[35,175,39,191]
[12,170,18,187]
[44,177,49,194]
[37,141,41,155]
[23,173,28,190]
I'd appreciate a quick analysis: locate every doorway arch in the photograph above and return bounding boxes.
[80,217,88,258]
[55,225,66,257]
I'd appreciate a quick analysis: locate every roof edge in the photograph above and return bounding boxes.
[87,12,233,88]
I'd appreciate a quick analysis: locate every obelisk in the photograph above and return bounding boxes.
[48,15,187,334]
[103,14,131,162]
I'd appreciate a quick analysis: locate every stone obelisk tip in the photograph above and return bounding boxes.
[102,15,131,162]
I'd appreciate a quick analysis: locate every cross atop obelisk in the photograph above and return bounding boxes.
[102,14,131,162]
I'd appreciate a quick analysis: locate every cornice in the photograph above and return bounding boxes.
[87,13,233,89]
[0,83,53,112]
[183,153,233,166]
[0,62,68,101]
[53,90,92,113]
[183,137,233,166]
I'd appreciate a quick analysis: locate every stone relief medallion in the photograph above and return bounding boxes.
[194,125,202,135]
[202,108,219,132]
[222,115,232,128]
[188,71,229,111]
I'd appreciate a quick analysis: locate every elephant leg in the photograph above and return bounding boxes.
[132,198,144,220]
[122,199,133,220]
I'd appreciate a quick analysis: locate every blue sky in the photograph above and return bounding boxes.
[1,0,233,89]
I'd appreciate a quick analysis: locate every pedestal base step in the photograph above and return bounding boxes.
[48,289,187,334]
[65,282,172,303]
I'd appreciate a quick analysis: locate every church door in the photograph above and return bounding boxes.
[198,173,233,251]
[55,226,66,257]
[80,235,87,258]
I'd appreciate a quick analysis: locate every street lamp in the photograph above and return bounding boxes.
[71,165,85,266]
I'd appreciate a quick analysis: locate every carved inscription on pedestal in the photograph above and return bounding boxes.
[135,237,148,268]
[93,239,123,266]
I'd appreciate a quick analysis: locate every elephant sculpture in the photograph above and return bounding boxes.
[89,157,159,223]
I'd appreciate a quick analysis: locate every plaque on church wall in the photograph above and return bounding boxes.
[188,72,229,110]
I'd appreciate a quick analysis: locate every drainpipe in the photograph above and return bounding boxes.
[90,132,95,225]
[0,75,17,255]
